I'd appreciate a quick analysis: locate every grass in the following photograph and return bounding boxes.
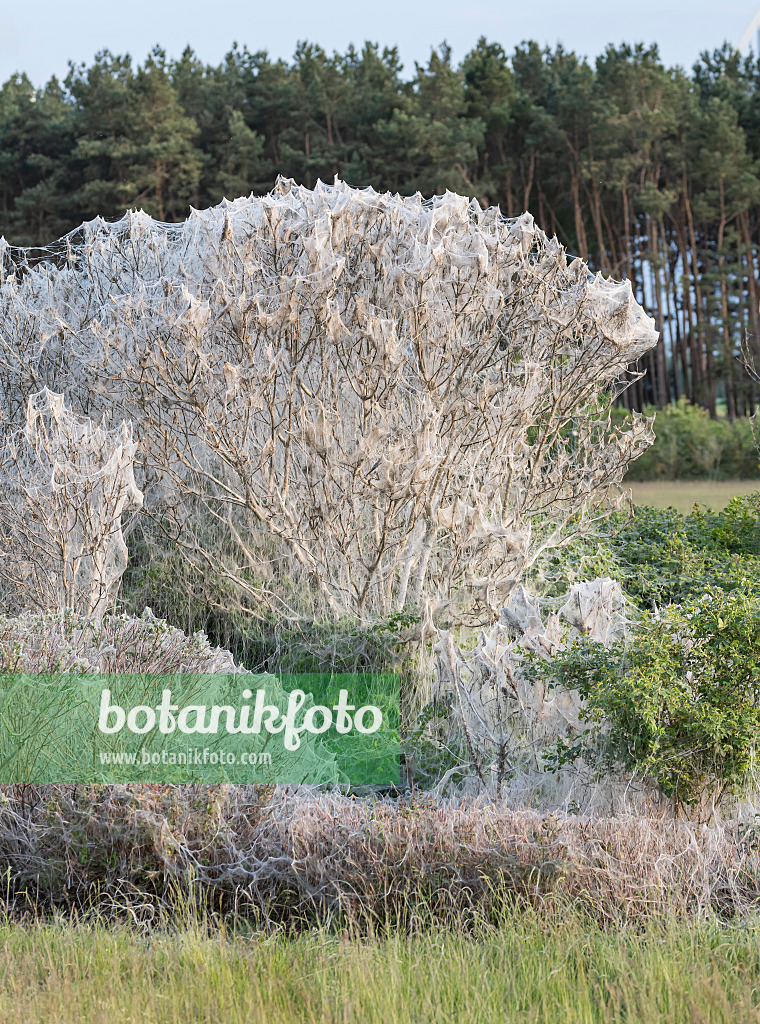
[0,909,758,1023]
[7,786,760,925]
[627,479,758,513]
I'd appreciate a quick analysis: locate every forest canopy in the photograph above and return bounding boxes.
[2,38,760,415]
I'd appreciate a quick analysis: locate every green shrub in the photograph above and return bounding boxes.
[603,497,760,608]
[616,399,760,481]
[543,586,760,810]
[526,494,760,610]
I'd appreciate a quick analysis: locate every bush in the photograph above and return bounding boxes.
[0,608,243,675]
[528,494,760,610]
[544,586,760,811]
[603,497,760,609]
[616,399,760,481]
[1,786,759,921]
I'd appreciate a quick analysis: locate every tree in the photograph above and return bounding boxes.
[6,37,758,418]
[462,39,515,211]
[0,180,657,628]
[65,49,203,224]
[0,74,75,245]
[373,45,484,197]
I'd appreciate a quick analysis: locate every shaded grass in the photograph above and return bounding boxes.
[627,480,757,513]
[0,908,759,1023]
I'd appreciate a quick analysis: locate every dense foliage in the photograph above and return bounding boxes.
[617,400,760,480]
[524,493,760,809]
[121,492,760,725]
[4,39,760,414]
[545,586,760,809]
[532,492,760,606]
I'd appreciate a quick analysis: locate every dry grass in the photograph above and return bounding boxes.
[0,785,758,925]
[0,603,757,929]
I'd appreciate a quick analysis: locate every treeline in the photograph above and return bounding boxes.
[3,38,760,414]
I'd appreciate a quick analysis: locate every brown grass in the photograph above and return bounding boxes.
[0,615,757,928]
[0,784,757,926]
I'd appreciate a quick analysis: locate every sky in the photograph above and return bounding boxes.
[1,0,760,86]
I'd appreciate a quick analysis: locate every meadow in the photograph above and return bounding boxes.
[0,908,758,1023]
[628,479,757,513]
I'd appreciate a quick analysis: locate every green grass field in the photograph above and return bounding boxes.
[1,910,759,1023]
[627,479,759,513]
